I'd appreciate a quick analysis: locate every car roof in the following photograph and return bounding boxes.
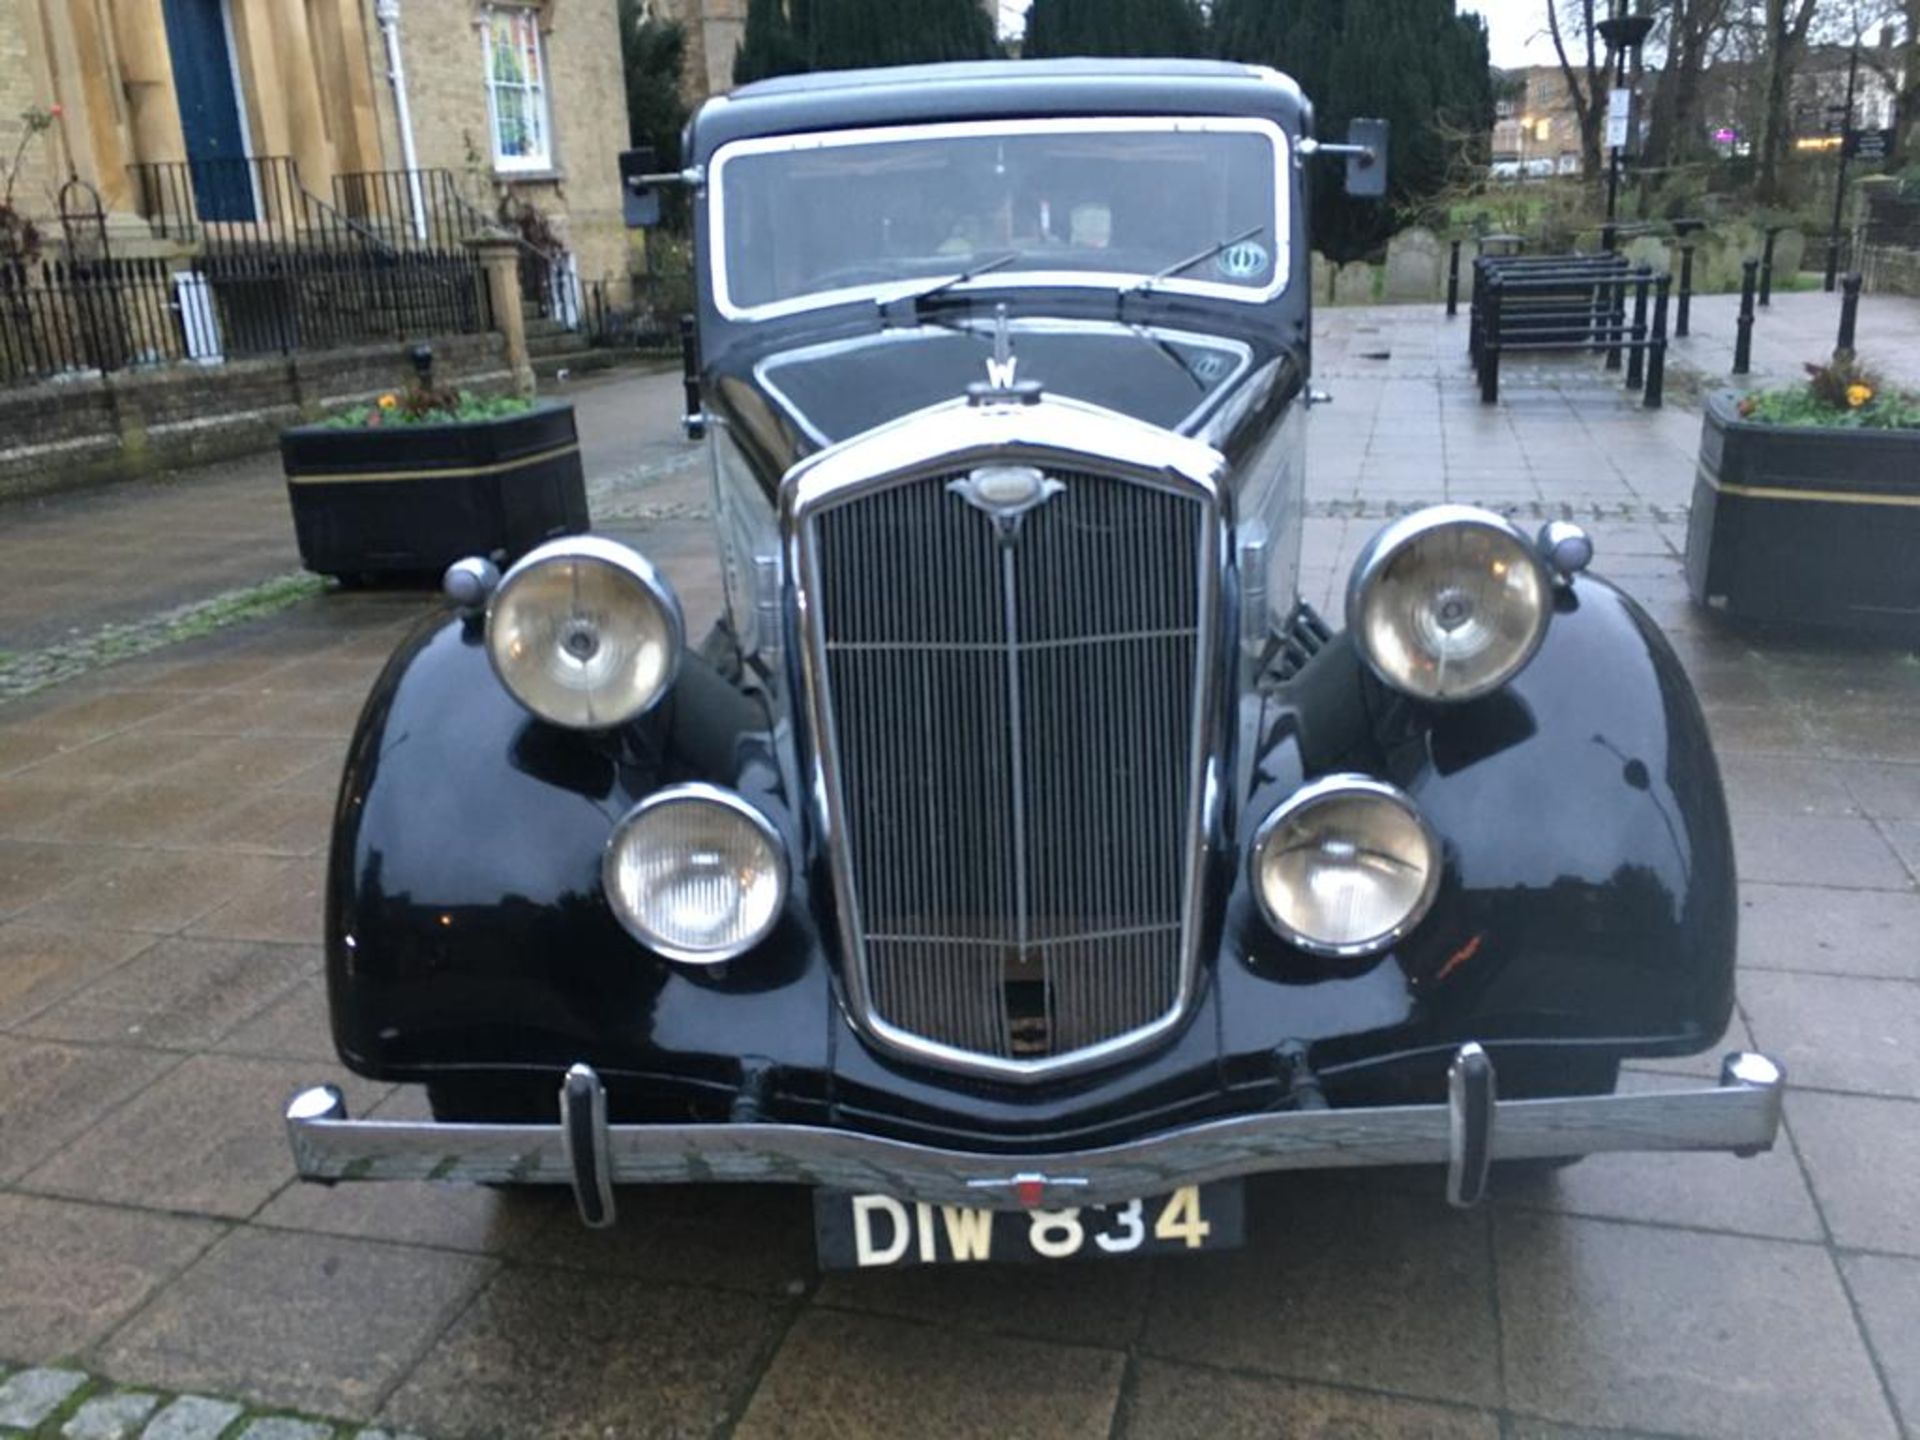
[690,58,1310,159]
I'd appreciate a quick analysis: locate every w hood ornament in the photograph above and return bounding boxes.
[967,304,1044,407]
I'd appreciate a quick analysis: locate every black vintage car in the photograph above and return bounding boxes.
[288,60,1781,1268]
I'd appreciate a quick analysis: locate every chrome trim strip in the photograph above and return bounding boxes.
[707,117,1292,323]
[602,783,790,965]
[750,321,1256,449]
[286,1050,1785,1211]
[781,393,1230,1082]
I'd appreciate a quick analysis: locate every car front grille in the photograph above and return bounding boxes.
[806,466,1212,1072]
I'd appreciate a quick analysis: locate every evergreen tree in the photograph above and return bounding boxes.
[1212,0,1491,261]
[738,0,996,80]
[619,0,692,229]
[1024,0,1206,58]
[734,0,807,85]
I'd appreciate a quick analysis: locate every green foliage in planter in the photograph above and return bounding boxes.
[1735,352,1920,431]
[321,388,538,430]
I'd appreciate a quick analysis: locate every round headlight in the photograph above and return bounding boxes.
[487,537,683,729]
[1251,775,1439,957]
[1347,506,1551,703]
[603,785,787,963]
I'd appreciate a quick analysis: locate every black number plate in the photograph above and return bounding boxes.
[813,1181,1245,1269]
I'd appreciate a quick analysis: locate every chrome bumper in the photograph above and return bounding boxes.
[286,1047,1784,1228]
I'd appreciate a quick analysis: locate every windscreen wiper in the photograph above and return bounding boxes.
[1125,224,1266,297]
[883,250,1024,317]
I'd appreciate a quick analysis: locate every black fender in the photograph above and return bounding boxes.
[324,610,835,1109]
[327,574,1733,1131]
[1218,573,1735,1096]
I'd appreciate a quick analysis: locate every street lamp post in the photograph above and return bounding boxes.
[1595,3,1654,253]
[1823,35,1862,292]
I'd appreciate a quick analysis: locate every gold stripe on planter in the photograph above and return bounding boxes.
[1698,466,1920,509]
[287,441,582,485]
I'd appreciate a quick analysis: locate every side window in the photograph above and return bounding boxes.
[482,8,551,173]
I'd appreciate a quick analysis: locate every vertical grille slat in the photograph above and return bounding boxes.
[811,467,1208,1066]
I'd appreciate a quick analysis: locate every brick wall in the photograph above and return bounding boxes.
[383,1,632,302]
[0,0,60,220]
[0,331,511,499]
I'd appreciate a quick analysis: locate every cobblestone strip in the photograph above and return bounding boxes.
[1305,496,1688,524]
[0,573,326,703]
[0,1361,427,1440]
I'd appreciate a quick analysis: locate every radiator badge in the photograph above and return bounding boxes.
[948,464,1066,538]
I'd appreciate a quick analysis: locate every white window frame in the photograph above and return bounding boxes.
[708,116,1293,324]
[480,6,553,175]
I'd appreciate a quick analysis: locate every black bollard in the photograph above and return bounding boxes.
[1837,272,1862,354]
[1733,259,1757,375]
[1626,265,1651,391]
[1759,227,1778,307]
[1604,269,1626,372]
[1480,278,1502,404]
[1676,243,1695,337]
[1645,274,1670,410]
[1468,257,1487,363]
[1601,222,1617,254]
[1447,238,1461,318]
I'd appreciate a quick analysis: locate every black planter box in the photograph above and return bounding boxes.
[282,400,589,580]
[1686,390,1920,631]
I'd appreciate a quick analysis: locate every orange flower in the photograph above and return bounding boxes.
[377,392,399,410]
[1846,383,1873,409]
[1737,396,1756,417]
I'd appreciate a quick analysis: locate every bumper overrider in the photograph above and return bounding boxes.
[286,1046,1785,1229]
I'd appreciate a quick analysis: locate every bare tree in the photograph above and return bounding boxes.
[1546,0,1607,176]
[1643,0,1734,164]
[1756,0,1821,199]
[1903,0,1920,154]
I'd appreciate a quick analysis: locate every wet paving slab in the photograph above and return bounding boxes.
[0,305,1913,1438]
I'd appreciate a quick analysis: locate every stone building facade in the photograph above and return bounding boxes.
[0,1,628,294]
[1491,65,1587,176]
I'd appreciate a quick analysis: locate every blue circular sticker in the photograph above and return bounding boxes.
[1216,240,1270,280]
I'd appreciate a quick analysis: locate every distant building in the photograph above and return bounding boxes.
[1490,65,1588,176]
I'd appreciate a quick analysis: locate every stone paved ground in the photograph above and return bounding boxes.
[1,298,1918,1440]
[1667,288,1920,392]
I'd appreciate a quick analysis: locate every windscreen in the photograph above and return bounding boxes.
[711,118,1287,319]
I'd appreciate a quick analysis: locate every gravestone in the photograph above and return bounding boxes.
[1384,226,1442,300]
[1311,250,1335,303]
[1771,227,1806,280]
[1334,260,1376,305]
[1624,235,1672,275]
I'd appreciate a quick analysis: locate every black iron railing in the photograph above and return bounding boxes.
[0,258,190,383]
[119,156,491,361]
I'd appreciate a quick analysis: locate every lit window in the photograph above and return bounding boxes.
[482,8,551,173]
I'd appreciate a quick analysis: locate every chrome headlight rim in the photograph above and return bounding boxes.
[601,782,789,965]
[1249,773,1442,959]
[485,535,686,730]
[1344,504,1552,705]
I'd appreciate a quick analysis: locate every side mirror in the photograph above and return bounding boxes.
[619,147,662,229]
[1344,118,1389,198]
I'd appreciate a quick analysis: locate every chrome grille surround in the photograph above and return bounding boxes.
[782,396,1229,1082]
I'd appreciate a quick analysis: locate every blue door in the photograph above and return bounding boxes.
[162,0,254,221]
